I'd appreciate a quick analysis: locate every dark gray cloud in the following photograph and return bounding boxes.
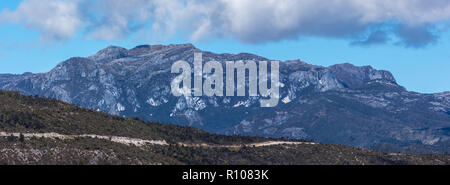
[394,24,439,48]
[351,30,391,46]
[1,0,450,48]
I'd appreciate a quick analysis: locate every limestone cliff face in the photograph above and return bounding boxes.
[1,44,449,153]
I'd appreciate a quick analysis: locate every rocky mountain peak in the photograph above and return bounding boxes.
[329,63,397,89]
[88,46,128,61]
[167,43,195,48]
[127,45,167,56]
[87,43,198,61]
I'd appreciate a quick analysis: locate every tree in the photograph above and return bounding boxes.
[19,133,25,143]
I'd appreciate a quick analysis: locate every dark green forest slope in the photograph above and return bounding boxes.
[0,90,448,165]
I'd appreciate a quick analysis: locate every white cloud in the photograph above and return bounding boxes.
[0,0,82,41]
[212,0,450,46]
[1,0,450,47]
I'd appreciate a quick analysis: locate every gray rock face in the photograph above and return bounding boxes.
[1,44,449,153]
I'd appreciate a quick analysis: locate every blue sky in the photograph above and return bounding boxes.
[0,0,450,93]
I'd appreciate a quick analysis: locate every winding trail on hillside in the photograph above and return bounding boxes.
[177,141,317,148]
[0,132,316,148]
[0,132,168,146]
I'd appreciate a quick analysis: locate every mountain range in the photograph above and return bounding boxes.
[1,90,449,165]
[0,44,449,154]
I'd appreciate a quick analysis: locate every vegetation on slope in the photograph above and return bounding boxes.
[0,136,448,165]
[0,90,271,145]
[0,90,449,165]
